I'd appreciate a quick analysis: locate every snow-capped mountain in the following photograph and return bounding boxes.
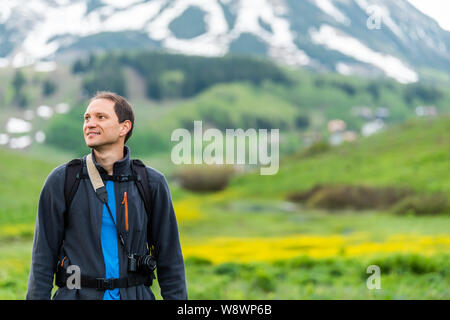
[1,0,450,83]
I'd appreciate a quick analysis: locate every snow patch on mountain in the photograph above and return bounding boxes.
[355,0,407,42]
[147,0,229,56]
[0,1,14,23]
[102,0,143,9]
[312,0,351,25]
[146,0,309,64]
[103,0,166,31]
[228,0,309,65]
[310,24,418,83]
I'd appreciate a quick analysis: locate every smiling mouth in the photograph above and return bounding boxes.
[86,132,100,138]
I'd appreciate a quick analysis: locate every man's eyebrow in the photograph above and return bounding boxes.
[84,112,108,117]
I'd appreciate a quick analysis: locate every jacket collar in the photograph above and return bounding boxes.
[87,145,132,176]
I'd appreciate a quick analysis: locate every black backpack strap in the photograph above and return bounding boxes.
[60,158,83,260]
[131,159,154,252]
[64,158,84,213]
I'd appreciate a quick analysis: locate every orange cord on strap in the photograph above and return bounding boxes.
[122,192,129,231]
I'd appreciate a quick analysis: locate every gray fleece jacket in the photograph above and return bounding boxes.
[26,146,188,300]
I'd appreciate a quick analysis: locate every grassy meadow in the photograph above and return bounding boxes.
[0,116,449,299]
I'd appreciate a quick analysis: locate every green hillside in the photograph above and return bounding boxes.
[228,116,450,199]
[0,149,58,227]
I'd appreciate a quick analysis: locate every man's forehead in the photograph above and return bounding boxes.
[85,98,115,114]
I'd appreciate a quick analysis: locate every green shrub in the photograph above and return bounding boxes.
[286,184,325,203]
[42,79,57,96]
[368,254,440,275]
[274,255,317,269]
[185,256,213,266]
[214,262,255,277]
[174,164,236,192]
[288,184,413,211]
[251,269,276,292]
[296,141,331,158]
[391,194,450,215]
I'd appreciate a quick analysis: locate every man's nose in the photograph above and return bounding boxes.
[84,120,98,130]
[85,118,97,126]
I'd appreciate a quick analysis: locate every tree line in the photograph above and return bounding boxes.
[72,51,292,100]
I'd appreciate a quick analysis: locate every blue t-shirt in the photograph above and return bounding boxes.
[100,180,121,300]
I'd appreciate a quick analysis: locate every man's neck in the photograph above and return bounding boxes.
[92,145,124,175]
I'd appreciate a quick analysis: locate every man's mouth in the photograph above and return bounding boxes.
[87,132,100,138]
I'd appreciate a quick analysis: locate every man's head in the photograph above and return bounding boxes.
[83,91,134,149]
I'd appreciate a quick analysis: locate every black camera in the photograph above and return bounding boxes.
[128,253,157,273]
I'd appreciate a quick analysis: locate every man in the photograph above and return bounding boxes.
[26,91,187,300]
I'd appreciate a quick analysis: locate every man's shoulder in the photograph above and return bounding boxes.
[132,159,166,185]
[42,163,68,189]
[143,164,166,185]
[48,163,67,179]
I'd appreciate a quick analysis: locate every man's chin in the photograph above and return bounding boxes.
[85,140,102,148]
[85,139,118,149]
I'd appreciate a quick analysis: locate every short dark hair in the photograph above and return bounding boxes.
[90,91,135,143]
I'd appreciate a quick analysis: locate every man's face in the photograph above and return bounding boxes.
[83,98,126,148]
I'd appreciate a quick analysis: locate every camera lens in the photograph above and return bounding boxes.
[137,255,156,273]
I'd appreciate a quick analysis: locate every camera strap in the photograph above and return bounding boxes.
[86,154,129,256]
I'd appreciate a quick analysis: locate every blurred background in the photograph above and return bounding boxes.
[0,0,449,299]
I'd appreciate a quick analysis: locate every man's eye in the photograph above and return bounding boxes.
[84,116,90,121]
[99,115,105,119]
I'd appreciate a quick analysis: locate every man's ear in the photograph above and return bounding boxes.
[120,120,132,138]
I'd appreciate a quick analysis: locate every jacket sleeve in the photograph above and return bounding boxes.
[149,173,188,300]
[26,165,66,300]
